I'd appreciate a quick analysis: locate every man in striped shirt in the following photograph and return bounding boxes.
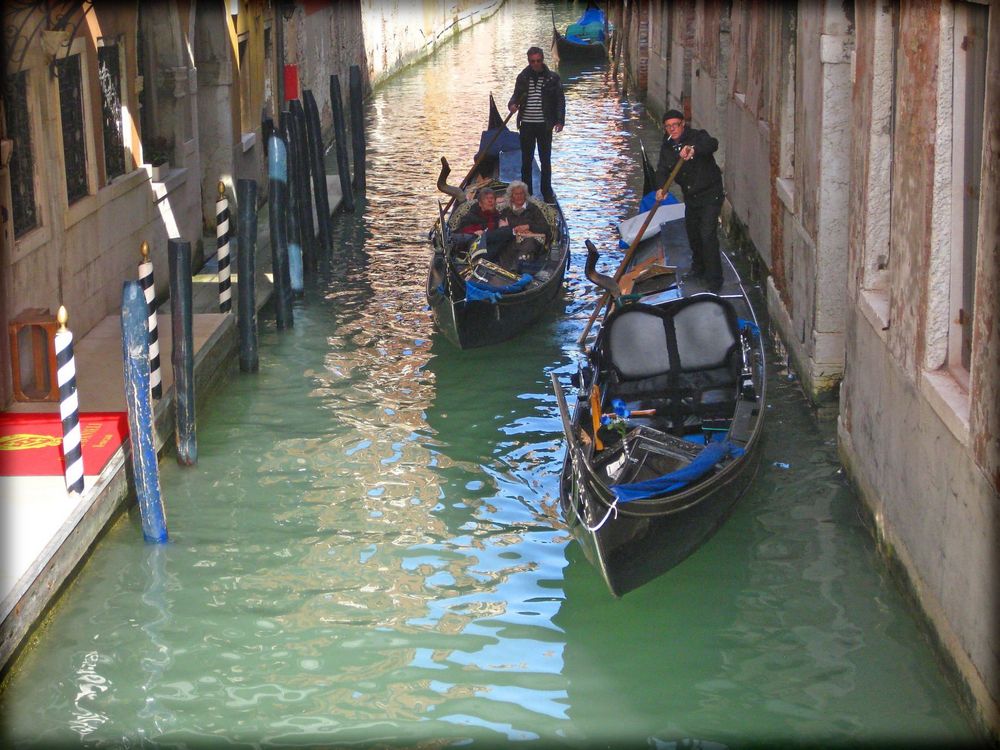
[508,47,565,204]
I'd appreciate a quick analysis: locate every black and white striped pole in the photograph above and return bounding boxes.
[55,305,84,495]
[216,181,232,313]
[138,241,162,399]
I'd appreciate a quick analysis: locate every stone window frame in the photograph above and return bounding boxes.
[96,34,134,183]
[920,0,989,445]
[857,1,897,336]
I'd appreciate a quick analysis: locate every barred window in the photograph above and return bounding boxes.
[98,43,126,180]
[55,54,89,204]
[5,71,38,237]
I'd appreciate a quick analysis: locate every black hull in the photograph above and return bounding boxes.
[426,248,569,349]
[552,29,607,62]
[552,223,766,596]
[559,431,762,596]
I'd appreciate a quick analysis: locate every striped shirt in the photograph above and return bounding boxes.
[521,76,545,124]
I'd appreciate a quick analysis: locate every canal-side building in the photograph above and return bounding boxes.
[612,0,998,738]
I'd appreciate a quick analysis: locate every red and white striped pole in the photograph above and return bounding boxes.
[138,241,162,399]
[55,305,84,494]
[216,181,232,313]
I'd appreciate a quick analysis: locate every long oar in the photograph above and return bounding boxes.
[576,157,684,345]
[440,93,525,217]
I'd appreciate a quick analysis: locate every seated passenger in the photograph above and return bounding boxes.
[501,180,551,264]
[453,187,514,265]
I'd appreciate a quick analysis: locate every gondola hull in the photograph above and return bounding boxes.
[426,245,569,349]
[552,29,608,62]
[426,98,570,349]
[553,214,766,596]
[556,405,763,596]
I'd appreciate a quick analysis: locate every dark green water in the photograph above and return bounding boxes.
[0,2,981,748]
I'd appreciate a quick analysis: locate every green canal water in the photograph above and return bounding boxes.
[0,2,983,748]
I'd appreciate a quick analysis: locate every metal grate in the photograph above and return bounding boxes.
[98,43,126,180]
[56,53,88,203]
[4,70,38,237]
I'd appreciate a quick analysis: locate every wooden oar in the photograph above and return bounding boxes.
[439,93,525,217]
[576,156,685,346]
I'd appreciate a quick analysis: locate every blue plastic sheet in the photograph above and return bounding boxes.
[465,274,532,303]
[618,191,681,249]
[610,437,745,503]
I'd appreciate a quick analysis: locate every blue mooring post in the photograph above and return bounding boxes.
[329,74,355,213]
[168,238,197,466]
[268,133,294,329]
[349,64,366,194]
[302,89,332,253]
[121,280,168,543]
[236,177,259,373]
[280,110,304,295]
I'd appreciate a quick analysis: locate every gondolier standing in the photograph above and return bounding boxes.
[508,47,565,204]
[654,109,725,291]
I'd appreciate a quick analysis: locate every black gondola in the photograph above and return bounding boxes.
[551,210,766,597]
[552,2,610,62]
[426,97,571,349]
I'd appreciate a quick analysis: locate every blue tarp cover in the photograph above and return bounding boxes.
[478,128,521,158]
[618,191,681,248]
[609,437,744,503]
[465,274,532,303]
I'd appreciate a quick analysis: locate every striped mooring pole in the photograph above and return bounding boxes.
[216,181,232,313]
[55,306,84,495]
[137,241,162,399]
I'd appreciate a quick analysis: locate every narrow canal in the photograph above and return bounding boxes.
[0,3,981,748]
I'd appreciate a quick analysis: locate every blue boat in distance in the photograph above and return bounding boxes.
[552,2,610,62]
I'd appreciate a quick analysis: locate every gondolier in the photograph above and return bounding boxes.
[508,47,565,205]
[654,109,725,291]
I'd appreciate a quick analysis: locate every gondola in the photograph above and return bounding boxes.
[551,208,766,597]
[426,97,570,349]
[552,2,610,62]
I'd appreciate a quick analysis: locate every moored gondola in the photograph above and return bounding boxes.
[551,210,766,596]
[426,97,570,349]
[552,2,610,62]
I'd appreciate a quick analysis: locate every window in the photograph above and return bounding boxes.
[97,40,126,180]
[55,54,89,204]
[948,0,986,383]
[238,33,252,133]
[4,70,38,237]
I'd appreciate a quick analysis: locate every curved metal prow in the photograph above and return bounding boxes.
[585,240,621,300]
[436,157,467,205]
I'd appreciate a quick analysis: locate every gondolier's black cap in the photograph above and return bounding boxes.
[663,109,685,122]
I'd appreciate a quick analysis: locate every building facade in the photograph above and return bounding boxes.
[615,0,997,737]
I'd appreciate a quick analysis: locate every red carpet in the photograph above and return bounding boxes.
[0,412,129,477]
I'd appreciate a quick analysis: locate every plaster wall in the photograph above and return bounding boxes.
[839,315,999,734]
[722,101,771,266]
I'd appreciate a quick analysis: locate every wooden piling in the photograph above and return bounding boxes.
[329,74,354,213]
[216,182,232,313]
[168,238,197,466]
[290,99,316,272]
[280,111,304,295]
[349,64,366,194]
[54,306,84,495]
[268,133,293,329]
[236,178,259,373]
[120,280,168,542]
[302,89,333,253]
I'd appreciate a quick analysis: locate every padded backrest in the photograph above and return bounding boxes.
[672,297,738,371]
[606,307,672,380]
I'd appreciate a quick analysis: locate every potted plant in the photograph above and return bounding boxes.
[144,136,173,181]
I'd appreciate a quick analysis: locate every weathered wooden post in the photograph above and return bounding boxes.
[268,132,293,329]
[349,64,366,194]
[54,305,84,495]
[236,177,259,373]
[120,280,168,543]
[280,111,304,295]
[329,74,354,213]
[137,241,161,399]
[168,238,197,466]
[302,89,332,252]
[216,181,232,313]
[290,99,316,272]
